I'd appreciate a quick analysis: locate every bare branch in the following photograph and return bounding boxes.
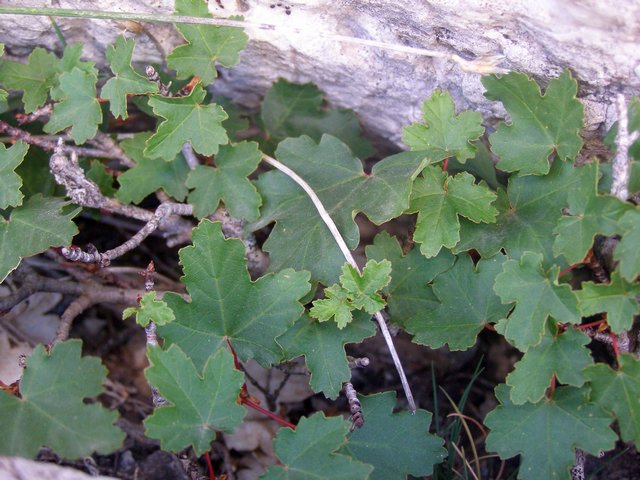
[344,382,364,431]
[181,143,200,170]
[611,94,640,201]
[53,295,93,344]
[347,356,370,369]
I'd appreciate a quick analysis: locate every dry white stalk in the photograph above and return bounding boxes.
[611,94,639,202]
[262,153,417,412]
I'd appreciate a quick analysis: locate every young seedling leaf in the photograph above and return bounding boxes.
[482,70,583,175]
[455,160,593,268]
[485,385,616,480]
[145,85,228,161]
[340,260,392,312]
[101,35,158,120]
[261,79,375,159]
[116,132,190,204]
[158,220,310,369]
[506,325,592,404]
[584,354,640,446]
[341,392,446,480]
[44,67,102,144]
[0,47,57,112]
[554,162,632,265]
[493,252,581,351]
[576,272,640,333]
[0,141,28,209]
[0,340,124,458]
[614,209,640,281]
[261,413,373,480]
[144,345,245,455]
[167,0,248,85]
[407,253,510,350]
[123,292,175,327]
[402,89,484,163]
[0,195,79,283]
[407,165,497,258]
[249,135,449,285]
[186,141,262,219]
[278,312,376,399]
[309,284,354,329]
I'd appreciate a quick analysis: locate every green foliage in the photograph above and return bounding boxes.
[310,260,391,328]
[0,340,124,458]
[0,141,28,209]
[341,392,445,479]
[485,385,616,480]
[0,47,57,112]
[402,89,484,162]
[144,345,245,455]
[123,291,175,327]
[482,70,583,175]
[262,413,373,480]
[614,209,640,281]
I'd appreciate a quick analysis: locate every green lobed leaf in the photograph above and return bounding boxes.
[261,413,373,480]
[340,260,391,313]
[116,132,190,204]
[446,141,501,189]
[553,162,632,265]
[0,141,28,209]
[455,160,594,268]
[85,160,116,197]
[158,220,310,369]
[493,251,581,351]
[123,291,175,327]
[485,384,616,480]
[278,312,376,399]
[406,253,510,350]
[365,231,455,329]
[186,141,262,220]
[0,47,57,113]
[0,195,79,283]
[144,345,245,455]
[44,67,102,144]
[584,354,640,447]
[482,70,583,175]
[402,89,484,163]
[101,35,158,120]
[260,79,375,159]
[145,85,228,161]
[167,0,248,85]
[341,392,446,480]
[576,272,640,333]
[0,340,124,458]
[309,284,354,329]
[614,209,640,281]
[51,43,98,101]
[506,324,592,404]
[407,165,498,258]
[249,135,449,285]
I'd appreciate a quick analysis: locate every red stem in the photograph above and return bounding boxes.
[558,262,581,278]
[610,332,620,358]
[243,398,296,430]
[548,374,556,399]
[204,451,215,480]
[576,319,606,330]
[226,338,241,370]
[442,158,449,171]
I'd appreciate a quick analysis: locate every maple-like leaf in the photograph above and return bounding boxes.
[261,413,373,480]
[493,252,581,351]
[0,141,28,209]
[506,324,592,404]
[260,79,374,159]
[0,340,124,458]
[186,141,262,219]
[576,272,640,333]
[309,284,353,329]
[365,231,454,329]
[123,292,175,327]
[484,385,616,480]
[278,312,376,398]
[0,47,57,112]
[407,165,498,258]
[144,345,245,455]
[614,209,640,281]
[482,70,583,175]
[446,141,500,189]
[51,43,98,101]
[553,162,632,265]
[101,35,158,120]
[158,220,310,369]
[167,0,248,85]
[145,85,228,161]
[407,253,510,350]
[249,135,449,285]
[341,392,445,479]
[584,354,640,446]
[44,67,102,144]
[456,160,593,268]
[402,89,484,163]
[116,132,190,204]
[0,195,79,283]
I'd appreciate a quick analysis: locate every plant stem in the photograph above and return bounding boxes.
[262,154,417,413]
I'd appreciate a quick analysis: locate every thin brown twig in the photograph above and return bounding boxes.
[53,295,93,344]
